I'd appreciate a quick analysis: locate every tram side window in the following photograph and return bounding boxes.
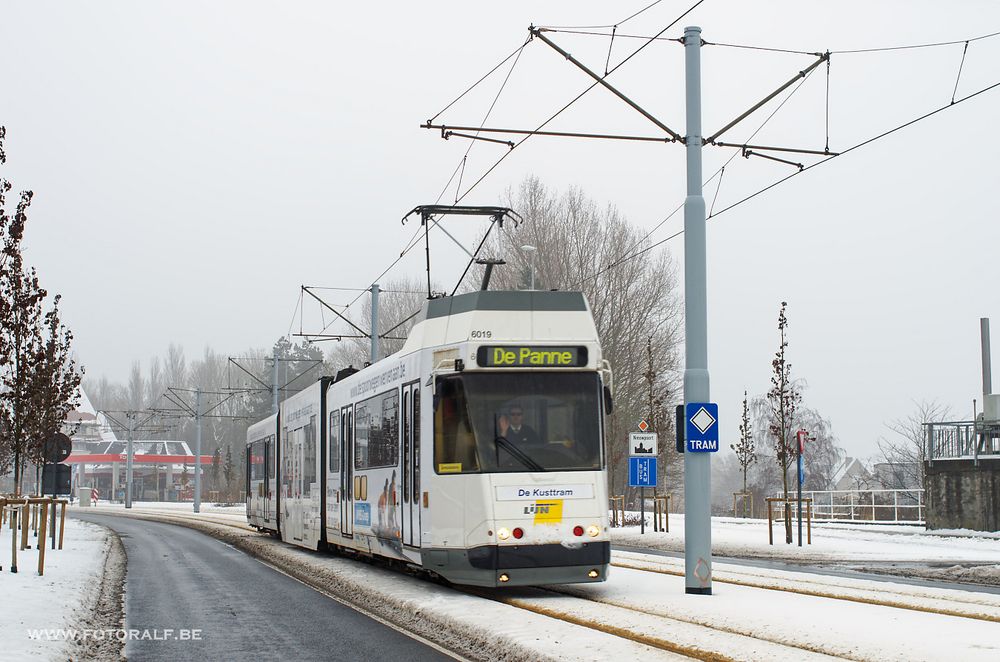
[268,435,275,479]
[355,389,399,469]
[434,378,480,474]
[282,427,292,493]
[250,441,266,481]
[303,416,317,496]
[329,410,341,473]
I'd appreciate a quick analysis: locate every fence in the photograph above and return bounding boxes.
[772,488,924,524]
[925,420,1000,464]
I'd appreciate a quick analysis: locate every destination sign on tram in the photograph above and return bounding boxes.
[476,345,588,368]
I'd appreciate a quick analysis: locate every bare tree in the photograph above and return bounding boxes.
[877,400,952,489]
[475,177,683,501]
[731,391,756,517]
[326,277,427,370]
[767,302,802,543]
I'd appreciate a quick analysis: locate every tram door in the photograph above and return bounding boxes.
[402,383,422,547]
[340,406,353,537]
[284,428,304,542]
[265,435,277,526]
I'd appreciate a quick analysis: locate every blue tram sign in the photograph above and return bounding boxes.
[628,456,657,487]
[685,402,719,452]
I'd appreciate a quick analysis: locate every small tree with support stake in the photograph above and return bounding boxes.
[768,302,801,544]
[731,391,755,517]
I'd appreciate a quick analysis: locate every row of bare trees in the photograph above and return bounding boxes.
[0,127,83,495]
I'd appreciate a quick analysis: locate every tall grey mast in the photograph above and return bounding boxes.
[370,283,381,363]
[194,388,203,514]
[683,25,713,595]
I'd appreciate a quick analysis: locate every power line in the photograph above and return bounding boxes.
[449,1,706,206]
[536,0,669,30]
[576,76,1000,285]
[831,29,1000,54]
[340,2,705,311]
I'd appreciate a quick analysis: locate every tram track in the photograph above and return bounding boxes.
[469,585,845,661]
[610,552,1000,624]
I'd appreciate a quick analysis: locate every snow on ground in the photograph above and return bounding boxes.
[0,517,110,661]
[612,512,1000,566]
[75,501,1000,661]
[560,562,1000,662]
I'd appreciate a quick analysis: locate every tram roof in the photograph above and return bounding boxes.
[423,290,587,320]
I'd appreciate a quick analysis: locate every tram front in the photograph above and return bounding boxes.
[429,335,612,587]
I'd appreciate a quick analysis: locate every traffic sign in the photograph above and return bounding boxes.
[685,402,719,452]
[42,432,72,463]
[629,432,658,456]
[637,419,649,432]
[628,456,657,487]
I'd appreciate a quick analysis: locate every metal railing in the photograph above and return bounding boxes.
[771,489,924,524]
[925,420,1000,464]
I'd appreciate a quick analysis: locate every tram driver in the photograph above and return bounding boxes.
[497,406,540,447]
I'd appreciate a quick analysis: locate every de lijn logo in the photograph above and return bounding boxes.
[685,402,719,452]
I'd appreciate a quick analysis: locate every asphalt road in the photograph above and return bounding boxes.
[75,513,453,661]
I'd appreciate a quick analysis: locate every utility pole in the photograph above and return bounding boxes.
[370,283,380,363]
[194,388,202,514]
[682,25,712,596]
[271,345,279,415]
[125,412,135,509]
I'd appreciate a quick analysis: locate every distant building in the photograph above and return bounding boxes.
[831,457,874,490]
[873,461,921,490]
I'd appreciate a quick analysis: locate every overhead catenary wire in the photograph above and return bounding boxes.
[951,41,970,104]
[535,0,668,31]
[576,76,1000,286]
[450,0,706,206]
[831,29,1000,54]
[593,61,819,279]
[338,1,705,315]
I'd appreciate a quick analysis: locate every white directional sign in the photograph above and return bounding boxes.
[629,432,658,456]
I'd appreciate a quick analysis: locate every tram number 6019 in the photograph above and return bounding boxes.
[470,330,492,339]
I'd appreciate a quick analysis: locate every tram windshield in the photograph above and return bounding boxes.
[434,372,603,474]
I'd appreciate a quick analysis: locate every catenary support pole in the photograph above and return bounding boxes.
[125,413,134,509]
[370,283,380,363]
[683,25,712,595]
[194,388,202,514]
[271,345,279,415]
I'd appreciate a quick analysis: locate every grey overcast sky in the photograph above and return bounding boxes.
[1,1,997,458]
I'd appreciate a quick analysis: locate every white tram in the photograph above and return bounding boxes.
[246,290,612,587]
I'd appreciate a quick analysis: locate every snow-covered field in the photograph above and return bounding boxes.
[0,516,111,661]
[73,501,1000,661]
[613,512,1000,569]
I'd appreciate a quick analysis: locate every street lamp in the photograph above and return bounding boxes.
[521,244,537,290]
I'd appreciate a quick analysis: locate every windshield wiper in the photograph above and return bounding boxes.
[494,435,545,472]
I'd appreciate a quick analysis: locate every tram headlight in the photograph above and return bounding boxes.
[497,527,511,540]
[586,524,600,537]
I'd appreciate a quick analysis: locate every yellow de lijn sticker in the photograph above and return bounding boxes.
[438,463,462,473]
[526,499,563,524]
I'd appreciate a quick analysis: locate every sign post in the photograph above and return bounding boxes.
[628,422,658,535]
[796,429,807,547]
